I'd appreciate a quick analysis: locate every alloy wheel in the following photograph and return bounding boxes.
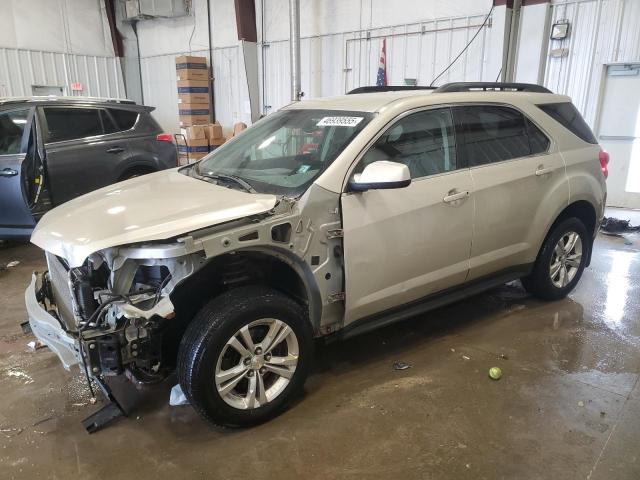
[549,231,582,288]
[214,318,299,410]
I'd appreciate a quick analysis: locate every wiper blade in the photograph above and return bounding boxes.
[201,172,256,193]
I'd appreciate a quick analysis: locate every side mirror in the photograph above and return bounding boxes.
[348,160,411,192]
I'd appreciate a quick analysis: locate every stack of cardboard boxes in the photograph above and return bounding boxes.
[177,123,227,165]
[176,55,211,127]
[175,54,226,165]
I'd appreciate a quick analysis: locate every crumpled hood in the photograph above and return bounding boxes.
[31,169,277,267]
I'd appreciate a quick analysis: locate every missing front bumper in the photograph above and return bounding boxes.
[24,272,80,370]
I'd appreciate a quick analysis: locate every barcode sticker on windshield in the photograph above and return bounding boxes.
[316,116,364,127]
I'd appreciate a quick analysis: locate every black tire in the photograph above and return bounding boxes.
[177,285,313,427]
[522,217,590,301]
[121,168,154,180]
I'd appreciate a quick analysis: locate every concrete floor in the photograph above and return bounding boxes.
[1,221,639,479]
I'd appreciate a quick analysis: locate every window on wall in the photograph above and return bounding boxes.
[456,105,532,166]
[43,107,103,143]
[357,108,457,179]
[0,109,29,155]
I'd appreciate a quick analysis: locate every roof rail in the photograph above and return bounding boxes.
[433,82,552,93]
[0,96,136,106]
[347,85,436,94]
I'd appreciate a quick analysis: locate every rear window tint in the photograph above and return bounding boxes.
[525,118,550,154]
[109,109,138,130]
[44,107,103,142]
[537,102,597,144]
[457,105,531,166]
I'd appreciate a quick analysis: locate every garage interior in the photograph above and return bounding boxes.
[1,0,640,478]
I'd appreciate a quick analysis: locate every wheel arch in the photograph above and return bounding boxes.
[541,200,598,266]
[166,246,322,361]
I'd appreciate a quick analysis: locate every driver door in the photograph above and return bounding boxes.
[0,107,36,237]
[341,107,474,325]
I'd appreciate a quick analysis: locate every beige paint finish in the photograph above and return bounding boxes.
[31,169,277,267]
[341,169,474,324]
[563,145,607,227]
[308,91,570,194]
[466,150,569,280]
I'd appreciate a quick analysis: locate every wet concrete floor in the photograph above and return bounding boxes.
[0,227,639,479]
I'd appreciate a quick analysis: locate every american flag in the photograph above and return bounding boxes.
[376,38,387,87]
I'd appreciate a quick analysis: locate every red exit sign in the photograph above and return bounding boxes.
[71,82,83,91]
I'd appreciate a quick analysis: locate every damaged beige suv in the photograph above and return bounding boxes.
[26,82,607,428]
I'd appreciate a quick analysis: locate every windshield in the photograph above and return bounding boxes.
[195,109,373,195]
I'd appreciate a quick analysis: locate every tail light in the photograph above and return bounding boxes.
[599,150,610,179]
[156,133,174,143]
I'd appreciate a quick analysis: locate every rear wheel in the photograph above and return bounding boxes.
[522,217,589,300]
[177,286,313,427]
[120,167,154,180]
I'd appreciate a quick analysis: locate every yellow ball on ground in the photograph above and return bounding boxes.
[489,367,502,380]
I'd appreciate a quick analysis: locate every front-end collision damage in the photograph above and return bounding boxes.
[29,183,346,385]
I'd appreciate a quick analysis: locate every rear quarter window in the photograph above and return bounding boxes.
[537,102,597,144]
[109,109,138,131]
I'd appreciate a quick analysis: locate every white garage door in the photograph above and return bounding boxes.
[598,64,640,209]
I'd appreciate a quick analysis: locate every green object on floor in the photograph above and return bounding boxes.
[489,367,502,380]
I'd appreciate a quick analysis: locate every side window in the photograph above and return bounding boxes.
[526,118,550,155]
[43,107,103,143]
[357,108,457,179]
[537,102,597,144]
[109,109,138,131]
[0,109,29,155]
[457,105,530,166]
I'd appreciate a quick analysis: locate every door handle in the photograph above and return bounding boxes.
[535,166,553,176]
[443,190,470,204]
[0,168,18,177]
[106,146,125,154]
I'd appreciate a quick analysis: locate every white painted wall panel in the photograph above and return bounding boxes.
[260,12,501,115]
[0,47,124,99]
[140,46,251,134]
[543,0,640,128]
[0,0,113,56]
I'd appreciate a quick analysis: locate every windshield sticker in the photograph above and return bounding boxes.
[297,165,311,174]
[316,116,364,127]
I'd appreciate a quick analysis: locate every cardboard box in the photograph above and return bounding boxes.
[176,56,208,81]
[178,151,208,165]
[177,79,209,95]
[176,55,207,69]
[180,125,206,140]
[177,137,209,154]
[178,92,210,104]
[232,122,247,137]
[205,122,223,141]
[178,104,210,116]
[179,114,211,127]
[209,136,226,147]
[176,69,209,81]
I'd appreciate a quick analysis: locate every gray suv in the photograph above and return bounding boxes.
[0,97,177,239]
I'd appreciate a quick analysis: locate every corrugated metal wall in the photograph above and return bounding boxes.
[0,47,125,99]
[140,46,251,134]
[544,0,640,127]
[260,13,500,115]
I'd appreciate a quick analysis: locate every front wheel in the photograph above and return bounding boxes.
[177,286,313,427]
[522,217,590,301]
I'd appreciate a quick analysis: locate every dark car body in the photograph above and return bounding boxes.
[0,97,177,239]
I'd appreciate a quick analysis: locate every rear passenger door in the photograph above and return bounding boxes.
[40,106,131,205]
[454,104,568,280]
